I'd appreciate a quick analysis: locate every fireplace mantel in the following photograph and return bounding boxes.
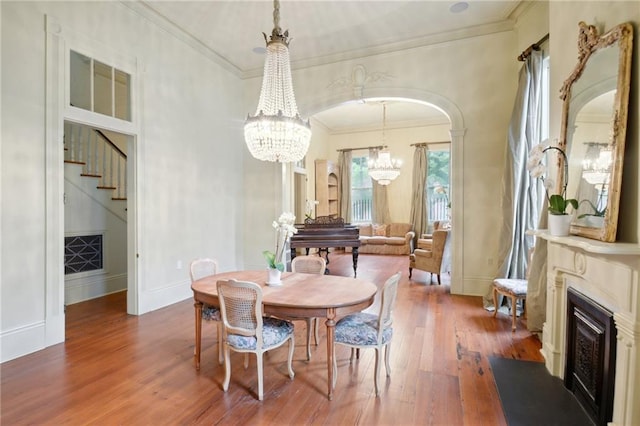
[533,230,640,426]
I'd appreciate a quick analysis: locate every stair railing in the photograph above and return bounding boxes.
[65,123,127,200]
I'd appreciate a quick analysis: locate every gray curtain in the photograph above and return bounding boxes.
[409,146,428,242]
[491,50,547,332]
[370,148,391,223]
[338,151,352,222]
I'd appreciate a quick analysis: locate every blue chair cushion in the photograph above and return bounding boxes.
[335,312,392,346]
[227,317,294,350]
[202,305,221,321]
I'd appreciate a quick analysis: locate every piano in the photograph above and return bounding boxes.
[290,216,360,277]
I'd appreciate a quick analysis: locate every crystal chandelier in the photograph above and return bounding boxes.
[368,103,401,185]
[244,0,311,163]
[582,143,612,185]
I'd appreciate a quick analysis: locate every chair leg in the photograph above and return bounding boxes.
[409,267,413,278]
[510,295,517,332]
[374,347,381,396]
[287,336,295,379]
[306,318,313,361]
[492,286,499,318]
[222,345,231,392]
[314,318,319,346]
[217,322,224,364]
[384,343,391,377]
[257,353,264,401]
[437,274,441,285]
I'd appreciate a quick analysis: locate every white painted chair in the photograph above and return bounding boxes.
[332,272,401,396]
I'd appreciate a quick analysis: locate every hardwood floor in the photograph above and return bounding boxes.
[1,253,543,425]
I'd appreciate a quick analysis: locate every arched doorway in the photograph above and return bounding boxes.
[300,90,466,294]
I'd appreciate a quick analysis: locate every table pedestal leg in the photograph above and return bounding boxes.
[326,308,336,400]
[194,301,203,370]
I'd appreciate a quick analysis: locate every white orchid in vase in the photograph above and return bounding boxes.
[263,212,298,271]
[527,142,578,215]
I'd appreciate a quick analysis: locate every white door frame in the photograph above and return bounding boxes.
[45,16,141,346]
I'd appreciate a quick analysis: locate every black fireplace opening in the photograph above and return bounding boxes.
[565,287,616,426]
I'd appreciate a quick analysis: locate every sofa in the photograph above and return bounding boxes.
[351,223,415,255]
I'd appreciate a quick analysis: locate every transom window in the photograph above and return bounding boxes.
[70,50,131,121]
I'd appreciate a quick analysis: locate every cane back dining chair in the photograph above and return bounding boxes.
[189,258,223,365]
[332,271,402,396]
[290,255,327,360]
[217,279,295,401]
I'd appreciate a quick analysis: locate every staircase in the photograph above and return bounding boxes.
[64,122,127,220]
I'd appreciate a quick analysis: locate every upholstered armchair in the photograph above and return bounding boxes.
[417,221,449,250]
[409,229,449,284]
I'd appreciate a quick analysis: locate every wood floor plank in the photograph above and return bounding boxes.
[0,252,543,425]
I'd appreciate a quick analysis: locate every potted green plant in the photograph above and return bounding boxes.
[577,198,606,227]
[263,212,297,285]
[527,142,578,236]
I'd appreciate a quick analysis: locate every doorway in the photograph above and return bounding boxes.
[63,121,132,310]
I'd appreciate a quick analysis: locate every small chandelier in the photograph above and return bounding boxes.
[244,0,311,163]
[368,102,401,185]
[582,143,612,185]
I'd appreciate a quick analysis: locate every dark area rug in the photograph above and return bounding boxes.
[489,356,594,426]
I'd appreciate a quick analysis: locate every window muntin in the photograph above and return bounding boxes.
[70,50,131,122]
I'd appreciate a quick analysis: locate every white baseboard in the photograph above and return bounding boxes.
[1,321,46,363]
[139,279,192,314]
[65,273,127,305]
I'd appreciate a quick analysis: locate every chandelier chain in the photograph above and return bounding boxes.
[273,0,281,34]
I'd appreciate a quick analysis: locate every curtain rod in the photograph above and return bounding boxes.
[336,145,385,152]
[410,141,450,147]
[517,33,549,62]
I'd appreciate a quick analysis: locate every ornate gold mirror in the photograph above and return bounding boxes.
[559,22,633,242]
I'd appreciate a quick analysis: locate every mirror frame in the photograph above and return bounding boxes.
[559,21,633,242]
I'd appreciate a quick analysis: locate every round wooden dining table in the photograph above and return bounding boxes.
[191,270,377,400]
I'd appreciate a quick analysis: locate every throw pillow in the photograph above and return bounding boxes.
[373,224,387,236]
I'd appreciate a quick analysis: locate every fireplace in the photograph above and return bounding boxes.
[536,231,640,426]
[565,287,616,425]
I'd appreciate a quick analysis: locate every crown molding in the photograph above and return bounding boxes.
[243,20,516,79]
[121,1,242,77]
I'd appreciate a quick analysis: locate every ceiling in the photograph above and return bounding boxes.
[139,0,523,132]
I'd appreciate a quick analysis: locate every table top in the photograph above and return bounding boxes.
[191,270,377,310]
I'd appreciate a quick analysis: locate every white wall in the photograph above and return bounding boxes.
[1,1,245,361]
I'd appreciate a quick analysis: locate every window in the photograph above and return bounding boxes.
[426,150,450,223]
[70,50,131,121]
[351,154,372,223]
